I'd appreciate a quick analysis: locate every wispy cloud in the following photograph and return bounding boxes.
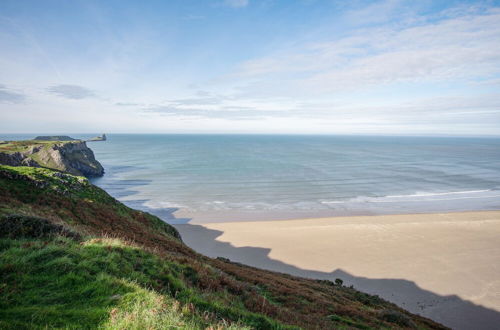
[115,102,144,107]
[168,91,231,106]
[0,84,25,103]
[169,97,224,106]
[47,84,96,100]
[1,0,499,135]
[343,0,407,25]
[146,104,281,120]
[223,0,249,8]
[233,7,500,96]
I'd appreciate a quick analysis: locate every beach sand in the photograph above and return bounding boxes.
[175,211,500,329]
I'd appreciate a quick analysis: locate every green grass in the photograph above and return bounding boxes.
[0,165,182,241]
[0,236,253,329]
[328,315,370,329]
[0,140,63,154]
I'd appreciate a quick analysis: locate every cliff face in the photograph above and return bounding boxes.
[0,141,104,177]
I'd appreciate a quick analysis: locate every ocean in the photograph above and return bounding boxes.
[2,134,500,223]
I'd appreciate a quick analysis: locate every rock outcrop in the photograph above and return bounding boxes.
[0,141,104,177]
[0,152,40,167]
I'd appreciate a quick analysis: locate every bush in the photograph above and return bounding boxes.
[0,214,81,240]
[335,278,343,286]
[379,309,416,328]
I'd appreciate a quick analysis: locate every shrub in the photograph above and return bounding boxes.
[379,309,416,328]
[0,214,81,240]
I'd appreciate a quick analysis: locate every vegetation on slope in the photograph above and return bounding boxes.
[0,234,249,329]
[0,140,68,154]
[0,165,447,329]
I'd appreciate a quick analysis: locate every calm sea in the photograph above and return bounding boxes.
[2,134,500,223]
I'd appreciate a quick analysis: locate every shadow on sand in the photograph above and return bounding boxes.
[175,223,500,330]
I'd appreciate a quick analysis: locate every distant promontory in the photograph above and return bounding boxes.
[34,135,78,141]
[88,134,107,142]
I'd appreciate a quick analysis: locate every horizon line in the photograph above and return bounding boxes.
[2,132,500,139]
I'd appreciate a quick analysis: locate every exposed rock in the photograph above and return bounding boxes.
[0,152,40,167]
[0,141,104,177]
[36,141,104,177]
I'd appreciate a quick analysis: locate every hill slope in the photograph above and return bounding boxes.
[0,165,446,329]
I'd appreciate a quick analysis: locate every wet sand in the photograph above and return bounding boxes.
[176,210,500,329]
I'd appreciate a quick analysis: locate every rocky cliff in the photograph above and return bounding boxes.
[0,140,104,177]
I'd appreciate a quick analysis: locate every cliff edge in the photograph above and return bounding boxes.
[0,140,104,177]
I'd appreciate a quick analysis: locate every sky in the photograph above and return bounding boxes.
[0,0,499,136]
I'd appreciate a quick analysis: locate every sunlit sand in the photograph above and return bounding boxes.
[176,210,500,329]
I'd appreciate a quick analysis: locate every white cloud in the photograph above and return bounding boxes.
[47,84,96,100]
[232,7,500,96]
[0,1,499,135]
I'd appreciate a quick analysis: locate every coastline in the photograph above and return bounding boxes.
[175,210,500,329]
[0,164,453,329]
[174,206,500,224]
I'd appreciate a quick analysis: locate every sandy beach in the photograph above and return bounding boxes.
[176,210,500,329]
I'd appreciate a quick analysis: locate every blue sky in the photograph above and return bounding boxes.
[0,0,499,135]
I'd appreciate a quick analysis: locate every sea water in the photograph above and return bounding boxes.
[2,134,500,223]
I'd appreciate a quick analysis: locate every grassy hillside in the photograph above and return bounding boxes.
[0,140,68,154]
[0,165,447,329]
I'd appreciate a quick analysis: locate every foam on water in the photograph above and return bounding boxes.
[3,134,500,221]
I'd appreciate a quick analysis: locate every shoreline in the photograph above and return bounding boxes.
[176,207,500,224]
[175,210,500,329]
[173,204,500,224]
